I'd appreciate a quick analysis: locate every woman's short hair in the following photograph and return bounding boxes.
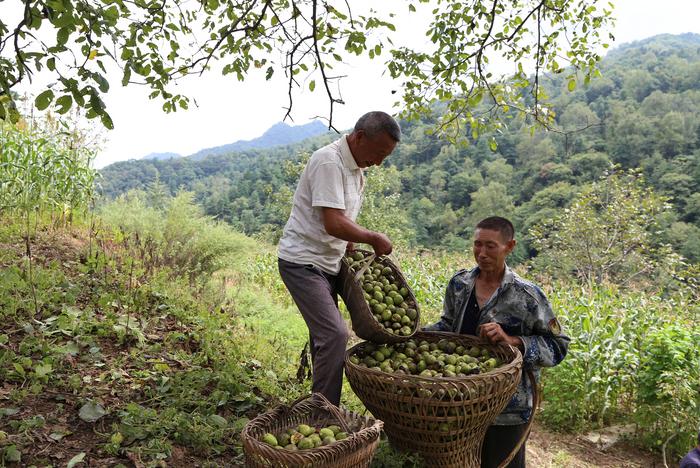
[476,216,515,242]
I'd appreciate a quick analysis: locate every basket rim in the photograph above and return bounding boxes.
[344,331,523,384]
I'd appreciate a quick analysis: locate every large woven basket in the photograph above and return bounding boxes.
[241,393,383,468]
[338,249,420,344]
[345,331,523,468]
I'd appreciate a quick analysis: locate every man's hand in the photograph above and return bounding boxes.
[479,322,523,350]
[346,242,355,253]
[370,232,392,256]
[322,208,393,255]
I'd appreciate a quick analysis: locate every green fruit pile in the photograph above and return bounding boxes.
[260,424,349,450]
[345,251,418,336]
[348,338,502,378]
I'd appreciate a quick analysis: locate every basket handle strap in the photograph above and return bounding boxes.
[311,393,352,434]
[353,253,376,283]
[497,368,539,468]
[277,393,311,421]
[283,393,352,434]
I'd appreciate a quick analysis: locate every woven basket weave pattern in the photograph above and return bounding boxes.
[345,332,523,468]
[241,393,383,468]
[339,249,421,344]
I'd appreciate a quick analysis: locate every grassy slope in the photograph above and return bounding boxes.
[0,217,311,467]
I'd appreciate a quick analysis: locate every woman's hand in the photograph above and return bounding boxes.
[478,322,523,351]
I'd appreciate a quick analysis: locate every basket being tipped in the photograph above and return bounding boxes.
[339,249,420,344]
[344,331,523,468]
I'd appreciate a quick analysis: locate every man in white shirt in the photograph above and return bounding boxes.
[278,111,401,405]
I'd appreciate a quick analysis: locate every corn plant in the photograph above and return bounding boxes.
[0,119,97,314]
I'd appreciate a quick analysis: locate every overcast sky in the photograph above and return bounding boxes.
[7,1,699,168]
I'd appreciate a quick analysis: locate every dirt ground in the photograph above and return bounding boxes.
[527,422,663,468]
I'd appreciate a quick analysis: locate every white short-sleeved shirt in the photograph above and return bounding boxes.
[278,135,365,274]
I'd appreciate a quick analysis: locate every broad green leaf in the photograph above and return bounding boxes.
[56,95,73,114]
[13,363,25,377]
[34,363,52,378]
[567,79,576,91]
[100,113,114,130]
[35,90,55,110]
[57,27,70,46]
[3,445,21,463]
[67,452,86,467]
[309,80,315,92]
[209,414,228,427]
[79,401,106,422]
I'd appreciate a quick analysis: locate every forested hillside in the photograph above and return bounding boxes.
[100,34,700,264]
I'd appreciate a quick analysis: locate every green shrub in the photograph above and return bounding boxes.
[634,324,700,457]
[99,191,256,285]
[541,287,654,430]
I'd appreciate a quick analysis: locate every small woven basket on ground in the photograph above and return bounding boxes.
[345,331,523,468]
[338,249,420,344]
[241,393,383,468]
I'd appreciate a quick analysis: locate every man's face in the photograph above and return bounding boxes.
[354,131,397,168]
[473,228,515,274]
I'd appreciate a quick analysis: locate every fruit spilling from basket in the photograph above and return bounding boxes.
[344,251,418,336]
[348,338,502,377]
[260,424,349,450]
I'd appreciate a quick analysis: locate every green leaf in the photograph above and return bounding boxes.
[34,363,52,378]
[3,445,21,463]
[49,432,67,441]
[488,138,498,152]
[78,401,106,422]
[309,80,315,92]
[57,27,70,46]
[67,452,86,467]
[209,414,228,428]
[56,95,73,114]
[567,79,576,92]
[13,363,25,377]
[100,113,114,130]
[35,89,55,110]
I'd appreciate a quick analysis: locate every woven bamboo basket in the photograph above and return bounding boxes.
[345,331,523,468]
[338,249,420,344]
[241,393,383,468]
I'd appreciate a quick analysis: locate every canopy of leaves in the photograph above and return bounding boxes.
[1,0,613,138]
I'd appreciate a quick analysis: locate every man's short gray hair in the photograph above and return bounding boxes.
[353,111,401,142]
